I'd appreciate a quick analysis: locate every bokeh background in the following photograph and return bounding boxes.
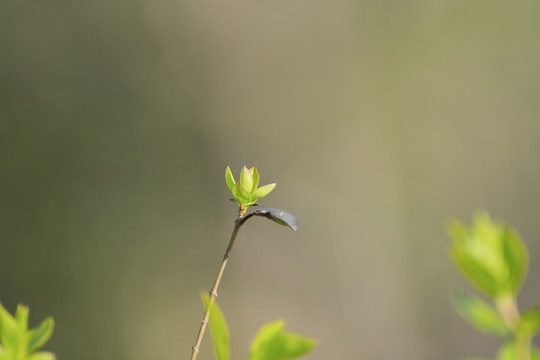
[2,0,540,359]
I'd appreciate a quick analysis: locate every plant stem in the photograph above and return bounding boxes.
[496,294,520,330]
[496,294,530,360]
[189,215,243,360]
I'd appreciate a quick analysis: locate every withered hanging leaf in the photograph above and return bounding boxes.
[249,208,299,231]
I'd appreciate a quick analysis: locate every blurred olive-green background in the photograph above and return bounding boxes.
[2,1,540,359]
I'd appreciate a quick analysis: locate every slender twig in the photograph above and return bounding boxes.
[189,208,293,360]
[190,214,244,360]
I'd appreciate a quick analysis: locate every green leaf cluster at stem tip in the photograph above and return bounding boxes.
[449,211,540,360]
[0,302,55,360]
[449,211,528,298]
[200,295,316,360]
[225,166,276,214]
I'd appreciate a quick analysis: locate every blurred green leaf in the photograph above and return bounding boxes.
[0,303,18,351]
[0,303,55,360]
[453,293,508,338]
[25,352,56,360]
[500,226,528,295]
[496,343,514,360]
[448,211,529,297]
[518,306,540,338]
[27,318,54,354]
[496,343,540,360]
[451,246,499,296]
[249,320,316,360]
[15,305,29,333]
[200,294,230,360]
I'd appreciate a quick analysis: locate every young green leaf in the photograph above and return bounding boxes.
[249,320,316,360]
[27,318,54,354]
[225,166,236,192]
[0,303,55,360]
[497,343,515,360]
[500,226,529,296]
[252,184,276,201]
[200,293,230,360]
[448,212,529,297]
[518,306,540,338]
[453,293,508,338]
[250,167,260,192]
[0,302,18,350]
[450,247,500,297]
[15,304,29,332]
[234,183,252,204]
[240,166,254,194]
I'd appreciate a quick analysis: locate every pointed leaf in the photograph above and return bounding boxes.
[451,247,500,296]
[252,184,276,201]
[0,302,17,338]
[225,166,236,192]
[0,303,56,360]
[251,208,299,231]
[240,166,254,193]
[28,317,54,353]
[249,320,316,360]
[250,167,260,192]
[501,226,528,295]
[453,293,508,338]
[200,293,230,360]
[447,213,528,297]
[15,304,29,333]
[0,303,21,352]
